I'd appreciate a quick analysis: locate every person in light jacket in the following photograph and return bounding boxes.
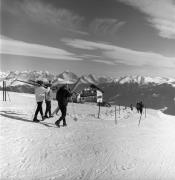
[44,83,53,118]
[33,81,49,122]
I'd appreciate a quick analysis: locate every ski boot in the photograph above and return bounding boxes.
[33,117,40,123]
[55,121,60,128]
[63,123,67,127]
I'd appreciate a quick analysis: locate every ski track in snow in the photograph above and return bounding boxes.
[0,92,175,180]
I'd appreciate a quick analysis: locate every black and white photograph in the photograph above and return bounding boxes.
[0,0,175,179]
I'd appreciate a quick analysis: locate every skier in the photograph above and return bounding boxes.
[139,101,144,115]
[33,80,49,122]
[136,102,140,113]
[55,85,73,127]
[44,83,53,118]
[137,101,144,126]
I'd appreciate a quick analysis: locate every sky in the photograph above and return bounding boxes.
[0,0,175,78]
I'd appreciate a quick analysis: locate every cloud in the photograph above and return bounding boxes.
[92,59,116,65]
[77,53,116,65]
[62,38,175,68]
[78,54,101,59]
[0,36,82,61]
[62,38,104,50]
[2,0,126,37]
[89,18,125,35]
[77,54,115,65]
[117,0,175,39]
[2,0,87,35]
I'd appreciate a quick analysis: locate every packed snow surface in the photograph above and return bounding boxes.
[0,92,175,180]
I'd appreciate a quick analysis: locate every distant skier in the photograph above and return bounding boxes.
[33,81,50,122]
[137,101,144,126]
[136,101,144,115]
[130,104,133,111]
[139,101,144,115]
[136,102,140,113]
[44,83,53,118]
[55,85,73,127]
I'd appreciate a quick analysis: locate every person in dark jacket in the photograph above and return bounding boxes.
[136,101,144,115]
[55,85,72,127]
[136,102,140,113]
[139,101,144,115]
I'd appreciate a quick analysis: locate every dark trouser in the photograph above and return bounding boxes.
[34,101,43,119]
[45,100,51,116]
[140,108,143,115]
[55,104,67,125]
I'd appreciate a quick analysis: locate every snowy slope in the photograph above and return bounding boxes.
[1,92,175,180]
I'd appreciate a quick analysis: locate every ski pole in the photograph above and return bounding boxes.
[115,106,117,124]
[70,97,78,121]
[138,114,142,126]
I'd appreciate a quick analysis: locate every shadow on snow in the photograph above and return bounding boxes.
[0,110,55,128]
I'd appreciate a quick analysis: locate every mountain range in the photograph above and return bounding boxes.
[1,70,175,86]
[0,70,175,116]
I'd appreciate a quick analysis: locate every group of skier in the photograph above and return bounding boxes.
[33,80,72,127]
[33,79,145,127]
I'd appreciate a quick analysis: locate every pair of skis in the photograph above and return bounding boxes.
[14,79,47,88]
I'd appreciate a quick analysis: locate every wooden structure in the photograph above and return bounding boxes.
[74,87,104,104]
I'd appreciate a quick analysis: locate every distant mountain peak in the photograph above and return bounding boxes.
[114,75,175,86]
[57,71,78,83]
[0,70,175,87]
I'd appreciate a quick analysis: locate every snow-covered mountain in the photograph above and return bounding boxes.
[0,70,55,86]
[0,71,175,87]
[56,70,79,83]
[114,75,175,87]
[0,71,9,81]
[0,70,113,86]
[54,71,113,84]
[81,74,114,84]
